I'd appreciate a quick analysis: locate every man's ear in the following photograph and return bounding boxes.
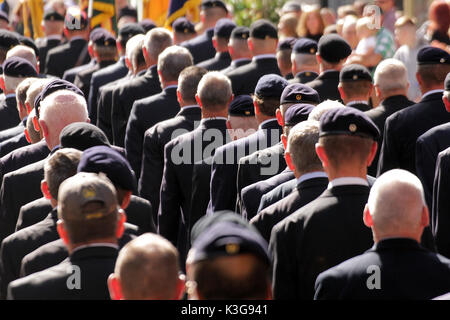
[421,205,430,228]
[315,143,329,168]
[24,129,31,143]
[57,220,69,245]
[316,53,322,65]
[0,76,5,92]
[276,108,284,127]
[338,84,346,101]
[228,44,234,57]
[120,191,132,209]
[115,209,127,239]
[366,141,378,167]
[212,37,218,50]
[281,133,288,149]
[176,89,183,105]
[25,102,32,114]
[363,204,373,228]
[40,180,52,199]
[195,94,202,108]
[416,72,423,89]
[443,96,450,113]
[39,119,49,138]
[247,38,253,52]
[284,150,295,171]
[374,85,382,99]
[107,274,123,300]
[253,100,260,115]
[33,115,40,132]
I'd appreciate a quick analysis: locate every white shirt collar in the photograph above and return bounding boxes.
[232,58,251,65]
[164,85,178,90]
[5,93,15,99]
[258,118,277,130]
[71,243,119,254]
[252,54,277,62]
[328,177,369,189]
[347,101,369,106]
[200,117,228,124]
[47,34,62,41]
[422,89,444,99]
[70,36,85,41]
[182,104,200,110]
[297,171,328,185]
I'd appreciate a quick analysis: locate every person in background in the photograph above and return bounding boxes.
[297,6,325,42]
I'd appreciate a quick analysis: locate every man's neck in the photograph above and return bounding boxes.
[201,109,228,119]
[380,91,407,102]
[179,101,197,108]
[326,166,367,181]
[421,85,444,96]
[345,97,369,104]
[162,81,178,89]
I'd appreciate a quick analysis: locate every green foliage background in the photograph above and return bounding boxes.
[226,0,289,26]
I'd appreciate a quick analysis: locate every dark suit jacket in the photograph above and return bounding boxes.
[314,238,450,300]
[189,158,213,232]
[159,119,231,267]
[111,65,161,147]
[251,176,328,242]
[45,38,90,78]
[416,122,450,209]
[125,86,180,178]
[305,70,341,102]
[378,92,450,176]
[196,51,231,71]
[74,60,116,99]
[241,168,295,221]
[181,28,215,64]
[15,197,51,231]
[288,71,319,84]
[0,118,25,143]
[365,95,415,176]
[209,119,282,212]
[37,37,62,74]
[88,57,128,125]
[139,106,202,221]
[270,184,373,300]
[226,57,281,96]
[257,178,297,214]
[8,246,118,300]
[346,102,371,112]
[62,59,96,83]
[221,58,251,75]
[0,96,20,132]
[0,133,28,158]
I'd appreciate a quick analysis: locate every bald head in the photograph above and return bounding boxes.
[6,45,38,70]
[374,58,408,99]
[110,233,182,300]
[366,169,428,242]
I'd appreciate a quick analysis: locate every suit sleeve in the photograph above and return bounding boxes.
[111,87,127,147]
[96,87,114,143]
[0,238,16,299]
[377,115,401,176]
[416,135,437,208]
[88,76,99,125]
[125,101,145,178]
[433,151,450,258]
[313,270,342,300]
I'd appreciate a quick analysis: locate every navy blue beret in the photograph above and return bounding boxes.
[417,46,450,65]
[445,72,450,92]
[91,29,116,47]
[89,27,106,41]
[284,104,315,126]
[118,23,145,40]
[60,122,110,151]
[280,83,320,105]
[320,107,380,140]
[19,35,39,58]
[250,19,278,40]
[190,220,270,265]
[139,19,157,32]
[0,30,19,50]
[43,10,64,22]
[201,0,228,12]
[229,95,254,116]
[293,38,318,55]
[118,6,137,20]
[172,17,196,34]
[318,34,352,63]
[0,10,9,23]
[277,37,296,51]
[34,79,84,118]
[254,74,288,99]
[78,145,137,191]
[2,56,37,77]
[339,64,372,82]
[214,18,236,39]
[231,26,250,40]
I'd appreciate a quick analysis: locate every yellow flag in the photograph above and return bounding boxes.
[142,0,170,27]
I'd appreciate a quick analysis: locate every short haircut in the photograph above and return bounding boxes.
[291,52,318,68]
[144,27,173,61]
[26,109,41,143]
[3,75,27,92]
[277,49,292,71]
[319,134,373,169]
[395,16,416,28]
[157,45,193,82]
[16,77,38,109]
[202,6,228,24]
[178,66,208,103]
[190,254,270,299]
[197,71,232,111]
[254,96,281,117]
[93,44,117,61]
[417,64,450,87]
[279,12,299,37]
[287,120,322,173]
[308,100,345,121]
[44,148,82,199]
[25,78,53,113]
[6,45,37,69]
[340,80,372,98]
[115,233,180,299]
[374,58,408,94]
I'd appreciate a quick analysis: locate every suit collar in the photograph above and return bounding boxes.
[177,105,201,117]
[70,245,119,261]
[231,58,251,67]
[145,64,158,78]
[374,238,423,252]
[317,70,340,80]
[258,118,280,130]
[297,176,329,190]
[382,95,411,106]
[323,184,370,196]
[420,91,444,103]
[297,171,328,185]
[199,118,227,130]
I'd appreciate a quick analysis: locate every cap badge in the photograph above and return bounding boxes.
[225,243,240,254]
[242,33,247,39]
[441,58,446,64]
[245,110,251,115]
[306,72,311,77]
[353,75,358,80]
[104,40,109,46]
[184,28,188,33]
[349,124,357,133]
[296,94,302,101]
[265,35,270,40]
[310,48,315,54]
[82,187,96,199]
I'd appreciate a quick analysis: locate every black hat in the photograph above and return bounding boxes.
[319,107,380,140]
[118,23,145,41]
[250,19,278,40]
[0,30,19,50]
[417,46,450,65]
[318,34,352,63]
[229,95,255,116]
[78,145,137,191]
[254,74,289,99]
[91,29,116,47]
[339,64,373,82]
[139,19,157,32]
[118,6,137,20]
[277,37,296,51]
[2,56,37,77]
[214,18,236,39]
[293,38,318,55]
[284,104,315,126]
[18,35,39,58]
[230,26,250,40]
[0,10,9,23]
[280,83,320,105]
[190,220,270,265]
[201,0,228,13]
[172,17,195,34]
[64,9,88,30]
[34,79,84,118]
[89,27,106,41]
[43,10,65,22]
[60,123,110,151]
[445,72,450,92]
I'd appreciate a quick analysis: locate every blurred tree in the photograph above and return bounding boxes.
[227,0,288,26]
